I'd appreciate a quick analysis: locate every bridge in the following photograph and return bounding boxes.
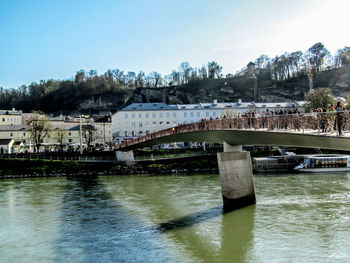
[115,112,350,211]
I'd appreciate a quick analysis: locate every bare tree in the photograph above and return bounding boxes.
[135,71,145,87]
[26,111,51,152]
[169,70,180,85]
[55,128,67,147]
[149,71,162,87]
[207,61,223,79]
[198,66,207,79]
[179,62,192,84]
[82,124,96,149]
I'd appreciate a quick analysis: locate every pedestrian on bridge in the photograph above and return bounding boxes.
[335,101,345,136]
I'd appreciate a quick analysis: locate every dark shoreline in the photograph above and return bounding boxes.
[0,156,219,179]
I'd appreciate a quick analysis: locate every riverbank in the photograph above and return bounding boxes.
[0,152,327,179]
[0,155,219,179]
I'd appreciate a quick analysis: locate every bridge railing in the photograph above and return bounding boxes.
[115,110,350,149]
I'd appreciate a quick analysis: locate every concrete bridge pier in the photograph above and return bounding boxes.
[217,142,256,211]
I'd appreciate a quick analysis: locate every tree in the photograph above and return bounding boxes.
[75,70,86,84]
[55,128,67,147]
[304,87,335,112]
[135,71,145,87]
[126,71,136,88]
[306,42,330,73]
[254,54,270,68]
[207,61,223,79]
[169,70,180,85]
[149,71,162,87]
[82,124,96,149]
[346,96,350,110]
[198,66,207,79]
[26,111,51,152]
[289,51,304,74]
[334,47,350,68]
[179,62,192,84]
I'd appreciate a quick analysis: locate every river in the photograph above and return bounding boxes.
[0,172,350,263]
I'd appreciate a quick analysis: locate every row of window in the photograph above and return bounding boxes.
[124,111,223,119]
[1,117,20,122]
[125,112,175,119]
[124,121,175,127]
[8,132,26,137]
[125,131,151,136]
[7,132,75,137]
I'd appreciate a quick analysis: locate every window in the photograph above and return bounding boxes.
[69,139,72,142]
[197,112,200,117]
[132,122,136,128]
[23,133,26,136]
[125,131,128,136]
[124,113,128,119]
[206,112,209,117]
[139,122,142,127]
[146,113,149,118]
[190,112,194,117]
[139,113,142,118]
[159,113,163,118]
[132,131,136,136]
[132,113,135,118]
[146,122,150,127]
[173,112,176,117]
[166,112,170,118]
[184,112,187,117]
[160,121,163,125]
[152,113,156,118]
[2,118,4,122]
[10,133,13,137]
[166,121,170,125]
[153,122,157,126]
[124,122,128,127]
[69,132,72,136]
[213,112,216,117]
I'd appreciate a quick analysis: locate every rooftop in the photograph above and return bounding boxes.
[120,101,305,111]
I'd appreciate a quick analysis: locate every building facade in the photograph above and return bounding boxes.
[112,101,305,142]
[0,110,112,152]
[0,109,23,126]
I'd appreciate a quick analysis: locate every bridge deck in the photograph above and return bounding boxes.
[115,115,350,151]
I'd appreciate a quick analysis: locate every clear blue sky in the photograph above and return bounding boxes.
[0,0,349,88]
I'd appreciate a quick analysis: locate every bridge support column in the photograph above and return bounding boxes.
[115,151,135,166]
[217,142,256,211]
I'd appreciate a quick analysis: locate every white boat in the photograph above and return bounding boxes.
[294,154,350,173]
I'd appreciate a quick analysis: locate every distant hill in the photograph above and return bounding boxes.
[129,67,350,106]
[1,67,349,116]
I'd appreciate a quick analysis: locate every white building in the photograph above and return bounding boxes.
[112,100,305,142]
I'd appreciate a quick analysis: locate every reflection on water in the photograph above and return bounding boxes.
[56,176,173,263]
[0,172,350,263]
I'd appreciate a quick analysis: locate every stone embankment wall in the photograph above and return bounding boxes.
[0,154,306,179]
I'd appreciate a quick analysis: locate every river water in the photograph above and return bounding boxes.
[1,172,350,263]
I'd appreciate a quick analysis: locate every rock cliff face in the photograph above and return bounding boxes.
[129,78,305,105]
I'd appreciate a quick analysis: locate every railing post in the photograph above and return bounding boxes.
[302,116,305,134]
